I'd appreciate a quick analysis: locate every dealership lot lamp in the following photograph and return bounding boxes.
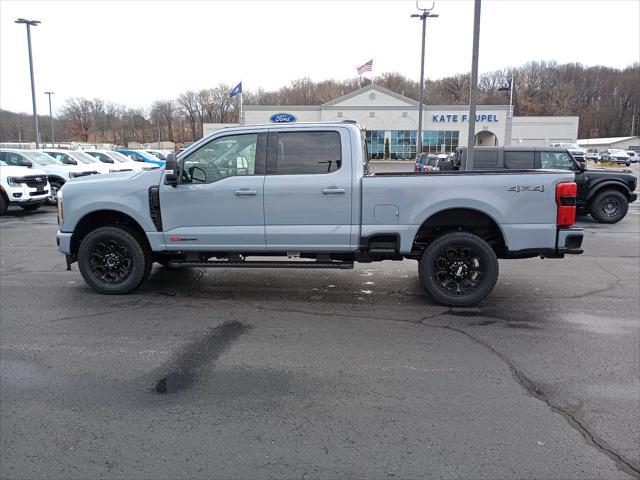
[15,18,41,149]
[44,91,55,144]
[411,2,438,158]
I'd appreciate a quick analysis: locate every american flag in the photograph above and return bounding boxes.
[357,59,373,75]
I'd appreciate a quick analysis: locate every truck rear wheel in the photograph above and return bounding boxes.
[418,231,499,307]
[78,226,150,294]
[590,190,628,224]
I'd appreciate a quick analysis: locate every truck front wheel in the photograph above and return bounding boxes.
[418,231,499,307]
[78,226,150,294]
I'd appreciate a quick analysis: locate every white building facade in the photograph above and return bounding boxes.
[207,85,579,159]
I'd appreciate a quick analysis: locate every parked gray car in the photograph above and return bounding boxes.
[56,123,583,306]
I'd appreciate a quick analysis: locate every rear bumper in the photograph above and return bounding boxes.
[556,227,584,255]
[503,227,584,259]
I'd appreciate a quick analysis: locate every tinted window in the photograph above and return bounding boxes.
[183,134,258,184]
[540,151,576,170]
[86,152,112,162]
[474,149,499,168]
[46,152,75,165]
[1,151,27,166]
[277,131,341,175]
[504,150,534,169]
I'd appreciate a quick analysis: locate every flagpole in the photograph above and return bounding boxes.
[239,89,243,125]
[509,71,514,118]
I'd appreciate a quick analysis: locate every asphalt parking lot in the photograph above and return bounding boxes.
[1,165,639,479]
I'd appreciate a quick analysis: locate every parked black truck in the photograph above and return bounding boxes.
[451,146,638,224]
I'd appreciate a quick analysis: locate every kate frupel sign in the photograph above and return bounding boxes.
[432,113,499,123]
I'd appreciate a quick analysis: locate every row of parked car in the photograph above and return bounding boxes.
[0,148,169,215]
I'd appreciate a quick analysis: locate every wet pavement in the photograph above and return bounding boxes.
[1,187,638,479]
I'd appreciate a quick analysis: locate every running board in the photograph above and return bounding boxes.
[168,259,354,269]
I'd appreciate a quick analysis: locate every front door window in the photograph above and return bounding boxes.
[183,134,258,184]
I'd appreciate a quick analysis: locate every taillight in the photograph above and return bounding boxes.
[556,182,577,227]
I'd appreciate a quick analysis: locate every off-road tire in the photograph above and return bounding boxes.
[418,231,499,307]
[590,190,628,224]
[78,226,151,294]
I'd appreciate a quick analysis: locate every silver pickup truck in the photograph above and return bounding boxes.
[56,122,583,306]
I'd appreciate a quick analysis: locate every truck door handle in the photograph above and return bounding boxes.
[321,187,346,194]
[234,189,257,196]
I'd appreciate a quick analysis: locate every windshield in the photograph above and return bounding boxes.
[23,151,59,165]
[109,151,133,163]
[70,151,101,164]
[146,151,167,160]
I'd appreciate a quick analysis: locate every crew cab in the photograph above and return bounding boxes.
[453,146,638,223]
[56,123,584,306]
[0,160,50,215]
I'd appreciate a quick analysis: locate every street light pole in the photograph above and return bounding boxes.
[465,0,481,169]
[15,18,41,149]
[411,2,438,158]
[45,91,55,145]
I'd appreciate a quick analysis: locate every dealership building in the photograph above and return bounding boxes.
[204,84,579,159]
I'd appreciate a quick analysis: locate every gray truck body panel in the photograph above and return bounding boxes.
[57,123,580,257]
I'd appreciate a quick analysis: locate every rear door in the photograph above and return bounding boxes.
[159,131,267,251]
[263,128,353,251]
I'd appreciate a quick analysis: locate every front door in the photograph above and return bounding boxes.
[160,132,267,251]
[263,128,353,251]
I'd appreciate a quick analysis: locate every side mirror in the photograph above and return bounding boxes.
[102,158,114,164]
[578,161,586,172]
[164,153,179,186]
[19,159,32,168]
[65,158,78,165]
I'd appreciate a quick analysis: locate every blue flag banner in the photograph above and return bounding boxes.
[229,82,242,97]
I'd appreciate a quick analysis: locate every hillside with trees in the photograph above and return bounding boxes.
[1,61,638,145]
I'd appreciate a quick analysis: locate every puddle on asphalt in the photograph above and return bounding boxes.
[154,320,251,395]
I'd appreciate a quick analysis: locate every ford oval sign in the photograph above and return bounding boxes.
[270,113,296,123]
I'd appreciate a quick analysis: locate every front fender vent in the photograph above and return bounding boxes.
[148,186,163,231]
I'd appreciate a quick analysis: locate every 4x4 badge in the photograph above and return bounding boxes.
[508,185,545,193]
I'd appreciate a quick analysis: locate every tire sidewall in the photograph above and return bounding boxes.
[0,194,7,215]
[591,190,628,224]
[45,182,62,206]
[78,226,147,294]
[419,232,499,307]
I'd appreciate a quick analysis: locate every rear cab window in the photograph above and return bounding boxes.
[504,150,535,169]
[275,131,342,175]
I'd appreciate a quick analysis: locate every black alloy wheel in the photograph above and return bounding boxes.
[419,231,499,307]
[89,239,133,284]
[78,226,150,294]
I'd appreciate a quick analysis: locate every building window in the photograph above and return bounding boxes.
[421,130,459,154]
[390,130,417,160]
[365,130,385,159]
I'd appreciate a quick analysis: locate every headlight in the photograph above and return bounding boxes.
[7,177,21,187]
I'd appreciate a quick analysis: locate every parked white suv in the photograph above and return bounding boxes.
[0,159,50,215]
[0,149,100,205]
[626,151,638,163]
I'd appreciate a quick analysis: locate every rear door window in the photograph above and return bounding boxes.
[539,151,576,170]
[504,150,535,169]
[276,131,342,175]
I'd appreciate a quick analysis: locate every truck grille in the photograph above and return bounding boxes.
[18,175,48,188]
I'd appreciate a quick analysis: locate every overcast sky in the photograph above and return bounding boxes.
[1,0,638,114]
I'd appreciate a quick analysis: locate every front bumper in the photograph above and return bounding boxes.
[629,192,638,203]
[6,184,49,204]
[57,231,73,255]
